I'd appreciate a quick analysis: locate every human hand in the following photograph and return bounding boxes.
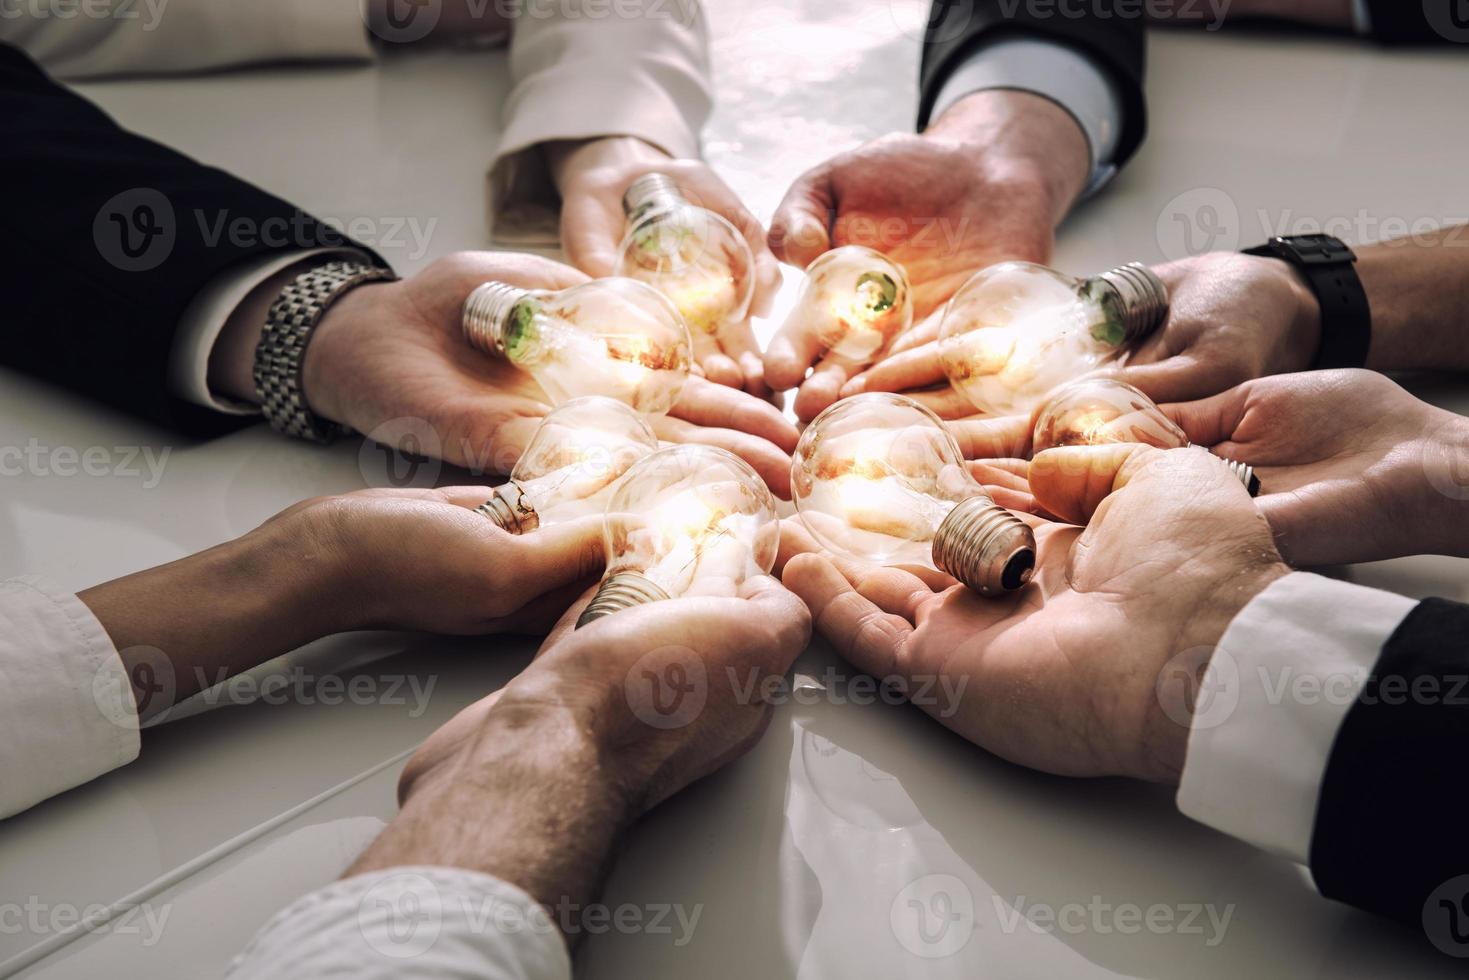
[1165,370,1469,565]
[551,136,780,395]
[766,91,1089,421]
[783,446,1287,784]
[371,578,810,925]
[243,251,797,496]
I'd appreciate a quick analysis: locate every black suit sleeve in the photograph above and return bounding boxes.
[918,1,1147,166]
[1308,598,1469,932]
[0,42,379,436]
[1367,1,1469,44]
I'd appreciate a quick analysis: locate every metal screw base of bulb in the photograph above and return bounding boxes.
[576,572,672,630]
[1096,263,1170,345]
[475,485,540,535]
[622,172,685,219]
[1184,444,1261,497]
[931,497,1038,597]
[463,281,529,358]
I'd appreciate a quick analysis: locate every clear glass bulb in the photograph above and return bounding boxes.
[791,393,1036,596]
[462,276,693,415]
[577,445,780,627]
[939,261,1169,416]
[780,245,913,365]
[614,173,755,338]
[1032,378,1260,495]
[476,397,661,534]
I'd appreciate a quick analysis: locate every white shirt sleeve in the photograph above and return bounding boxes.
[489,0,713,245]
[930,38,1123,198]
[0,578,139,820]
[170,249,371,415]
[1176,572,1416,864]
[0,0,373,79]
[227,865,572,980]
[1352,0,1373,34]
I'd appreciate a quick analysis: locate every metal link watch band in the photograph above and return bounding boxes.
[1243,234,1371,370]
[253,260,398,444]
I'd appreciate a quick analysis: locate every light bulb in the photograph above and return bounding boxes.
[1032,378,1260,495]
[780,245,913,365]
[791,393,1037,596]
[939,261,1169,416]
[462,276,693,414]
[614,173,755,338]
[476,397,661,534]
[576,445,780,628]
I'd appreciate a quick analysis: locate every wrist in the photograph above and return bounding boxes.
[546,136,672,197]
[924,89,1090,224]
[1417,411,1469,559]
[1135,562,1291,785]
[1259,255,1324,369]
[298,278,397,427]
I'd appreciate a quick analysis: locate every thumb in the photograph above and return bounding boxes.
[1160,384,1250,450]
[1029,444,1164,525]
[511,515,608,598]
[769,165,834,269]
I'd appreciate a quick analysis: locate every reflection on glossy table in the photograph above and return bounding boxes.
[3,6,1468,978]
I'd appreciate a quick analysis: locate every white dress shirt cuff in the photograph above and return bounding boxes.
[930,38,1122,197]
[227,865,572,980]
[1176,572,1416,864]
[1352,0,1373,34]
[170,249,370,415]
[0,578,139,819]
[489,0,711,246]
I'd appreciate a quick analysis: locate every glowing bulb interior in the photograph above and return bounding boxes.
[604,446,778,599]
[784,246,913,364]
[1032,378,1190,453]
[615,204,754,335]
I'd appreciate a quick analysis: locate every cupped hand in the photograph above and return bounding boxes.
[299,250,797,495]
[765,91,1087,421]
[553,136,780,395]
[399,575,812,812]
[269,487,607,636]
[1165,369,1469,565]
[784,445,1288,784]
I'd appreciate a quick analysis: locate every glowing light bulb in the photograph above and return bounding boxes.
[1033,378,1260,495]
[462,276,693,414]
[576,445,780,627]
[939,261,1169,416]
[792,393,1036,596]
[781,245,913,365]
[614,173,755,338]
[476,397,661,534]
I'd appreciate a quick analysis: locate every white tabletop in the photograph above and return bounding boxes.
[4,6,1469,977]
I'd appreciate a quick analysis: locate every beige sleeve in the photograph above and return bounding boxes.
[0,0,374,79]
[489,0,713,245]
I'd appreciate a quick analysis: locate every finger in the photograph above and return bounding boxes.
[737,574,815,669]
[697,342,746,390]
[1116,352,1247,406]
[764,316,829,393]
[482,578,599,636]
[650,414,794,499]
[671,376,800,453]
[505,514,608,595]
[768,164,834,269]
[793,357,854,423]
[902,386,976,420]
[783,553,911,681]
[825,555,936,622]
[888,308,944,355]
[948,415,1033,460]
[739,350,775,403]
[775,517,822,575]
[842,341,946,397]
[681,168,782,319]
[1160,386,1251,449]
[559,191,624,278]
[1029,444,1161,525]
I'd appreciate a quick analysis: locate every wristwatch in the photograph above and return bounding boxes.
[253,260,398,444]
[1242,234,1371,370]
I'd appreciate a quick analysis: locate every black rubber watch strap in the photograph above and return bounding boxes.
[1243,235,1371,370]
